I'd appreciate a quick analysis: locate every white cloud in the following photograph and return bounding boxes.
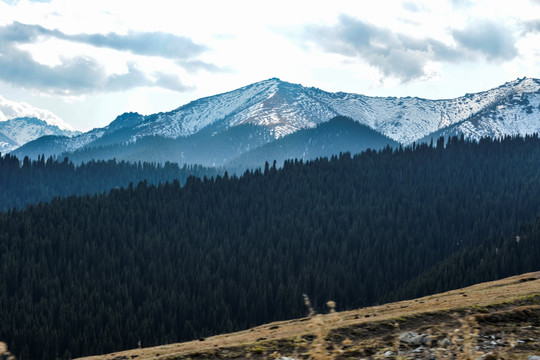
[0,0,537,131]
[452,20,518,61]
[0,21,217,95]
[0,94,71,129]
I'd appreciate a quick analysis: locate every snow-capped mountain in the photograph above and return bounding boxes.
[312,78,540,144]
[123,77,540,144]
[136,79,335,139]
[418,81,540,142]
[13,77,540,166]
[0,117,80,153]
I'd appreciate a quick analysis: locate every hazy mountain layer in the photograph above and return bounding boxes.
[0,117,79,153]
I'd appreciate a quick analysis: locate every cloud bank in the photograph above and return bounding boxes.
[304,15,519,82]
[0,22,214,94]
[0,94,71,130]
[0,22,207,60]
[452,20,518,61]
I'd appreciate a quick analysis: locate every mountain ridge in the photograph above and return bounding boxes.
[125,76,540,144]
[0,117,79,153]
[11,77,540,166]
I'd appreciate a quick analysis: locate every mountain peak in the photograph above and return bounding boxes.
[247,77,290,91]
[500,77,540,93]
[9,116,46,125]
[107,112,145,132]
[255,77,302,91]
[0,116,79,153]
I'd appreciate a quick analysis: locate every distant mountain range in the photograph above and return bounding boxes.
[0,117,79,153]
[5,77,540,167]
[0,94,77,153]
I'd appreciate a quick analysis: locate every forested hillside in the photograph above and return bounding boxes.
[0,154,218,211]
[1,135,540,359]
[227,116,399,169]
[396,213,540,300]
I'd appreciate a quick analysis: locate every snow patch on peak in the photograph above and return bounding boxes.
[508,77,540,93]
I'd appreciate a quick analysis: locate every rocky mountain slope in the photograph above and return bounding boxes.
[227,116,399,169]
[76,272,540,360]
[312,77,540,144]
[0,132,18,153]
[12,77,540,166]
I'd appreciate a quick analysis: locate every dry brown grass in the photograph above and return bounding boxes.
[0,342,16,360]
[76,271,540,360]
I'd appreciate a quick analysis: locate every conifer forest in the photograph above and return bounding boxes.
[1,136,540,359]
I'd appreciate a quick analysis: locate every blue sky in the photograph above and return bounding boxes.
[0,0,539,131]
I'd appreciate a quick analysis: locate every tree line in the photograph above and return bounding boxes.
[0,154,218,211]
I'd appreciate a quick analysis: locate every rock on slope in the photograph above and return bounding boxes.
[0,342,16,360]
[76,272,540,360]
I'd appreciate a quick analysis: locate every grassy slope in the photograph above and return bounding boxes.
[76,272,540,360]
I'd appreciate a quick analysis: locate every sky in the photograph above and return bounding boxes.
[0,0,539,131]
